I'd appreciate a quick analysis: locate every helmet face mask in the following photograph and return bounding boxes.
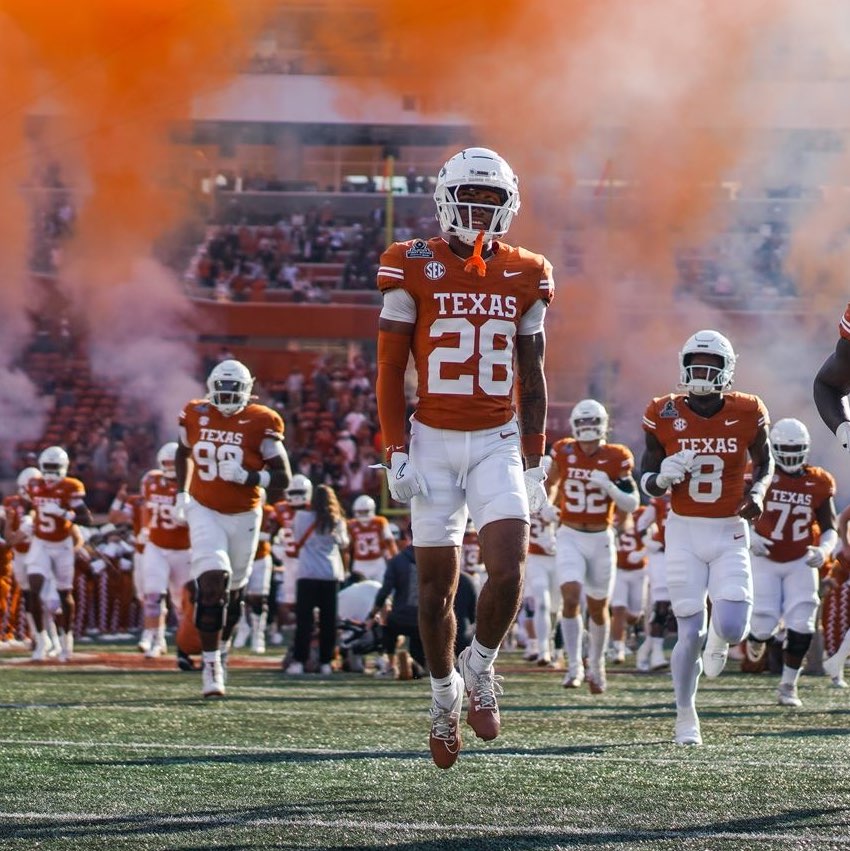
[207,359,254,416]
[679,330,736,396]
[434,148,520,247]
[286,474,313,507]
[38,446,69,484]
[570,399,608,442]
[770,418,810,473]
[157,442,179,479]
[352,494,376,520]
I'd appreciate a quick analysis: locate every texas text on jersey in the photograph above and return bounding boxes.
[642,392,769,517]
[377,237,553,431]
[179,400,284,514]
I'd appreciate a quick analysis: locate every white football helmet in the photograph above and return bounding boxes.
[17,466,41,497]
[38,446,69,483]
[352,494,376,520]
[434,147,520,246]
[156,442,179,479]
[207,359,254,416]
[770,418,810,473]
[570,399,608,442]
[679,330,736,395]
[286,474,313,507]
[388,522,402,541]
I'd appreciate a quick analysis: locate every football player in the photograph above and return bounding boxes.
[25,446,93,661]
[347,494,397,582]
[548,399,639,693]
[640,330,773,745]
[609,509,648,665]
[376,147,553,768]
[137,442,191,658]
[822,504,850,687]
[175,359,291,697]
[745,418,837,706]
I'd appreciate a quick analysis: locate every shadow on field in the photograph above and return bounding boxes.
[72,740,671,768]
[3,803,846,847]
[738,725,850,740]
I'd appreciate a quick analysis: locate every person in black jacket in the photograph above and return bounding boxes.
[367,542,426,676]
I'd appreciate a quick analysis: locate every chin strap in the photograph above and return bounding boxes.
[464,231,487,276]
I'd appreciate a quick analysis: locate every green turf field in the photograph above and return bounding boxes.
[1,649,849,850]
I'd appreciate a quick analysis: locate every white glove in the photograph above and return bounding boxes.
[627,548,648,565]
[837,421,850,453]
[655,449,697,489]
[218,458,249,484]
[805,545,827,569]
[90,558,107,576]
[587,469,615,494]
[749,531,773,557]
[523,465,549,514]
[173,492,191,524]
[645,536,664,553]
[40,502,69,518]
[537,501,559,524]
[388,452,429,503]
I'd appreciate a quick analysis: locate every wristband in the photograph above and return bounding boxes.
[385,444,406,464]
[748,481,767,502]
[640,472,658,495]
[521,433,546,457]
[247,470,272,488]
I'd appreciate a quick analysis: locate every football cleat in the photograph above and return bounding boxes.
[285,661,304,675]
[562,666,585,689]
[635,639,652,672]
[829,675,848,689]
[232,620,250,649]
[176,649,197,671]
[536,654,552,667]
[587,668,607,695]
[58,632,73,663]
[319,663,332,675]
[823,652,847,684]
[30,631,49,662]
[776,682,802,707]
[457,647,503,741]
[673,706,702,746]
[429,671,464,769]
[145,637,166,659]
[649,649,669,671]
[608,643,626,665]
[202,659,225,698]
[137,630,153,654]
[701,622,729,679]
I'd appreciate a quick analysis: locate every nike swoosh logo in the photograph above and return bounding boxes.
[725,419,739,426]
[804,482,816,487]
[503,270,522,278]
[395,462,407,480]
[238,419,251,425]
[500,430,517,439]
[733,533,745,540]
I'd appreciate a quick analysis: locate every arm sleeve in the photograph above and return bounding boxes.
[517,299,546,336]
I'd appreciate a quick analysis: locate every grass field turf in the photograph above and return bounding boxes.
[1,647,849,850]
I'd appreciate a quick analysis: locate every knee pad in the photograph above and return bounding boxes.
[143,594,166,620]
[523,597,535,618]
[194,581,227,633]
[224,590,245,634]
[650,602,670,628]
[784,628,813,660]
[250,598,267,617]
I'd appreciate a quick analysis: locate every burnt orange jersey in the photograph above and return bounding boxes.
[255,504,276,559]
[550,438,634,527]
[617,524,646,571]
[752,466,835,563]
[27,477,86,542]
[272,500,299,559]
[180,400,284,514]
[143,472,190,551]
[348,516,392,560]
[529,510,557,556]
[839,303,850,340]
[377,237,554,431]
[3,494,33,554]
[643,392,769,518]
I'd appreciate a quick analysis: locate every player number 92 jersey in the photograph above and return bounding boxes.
[642,392,769,518]
[377,237,553,431]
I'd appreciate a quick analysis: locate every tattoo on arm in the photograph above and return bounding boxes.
[516,331,547,438]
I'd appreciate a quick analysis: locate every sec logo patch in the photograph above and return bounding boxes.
[673,418,687,432]
[424,261,446,281]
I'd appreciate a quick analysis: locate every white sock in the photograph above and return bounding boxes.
[560,615,583,671]
[201,650,221,665]
[525,638,539,654]
[831,628,850,665]
[650,636,665,653]
[781,664,801,687]
[588,619,608,673]
[431,672,459,709]
[467,636,498,673]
